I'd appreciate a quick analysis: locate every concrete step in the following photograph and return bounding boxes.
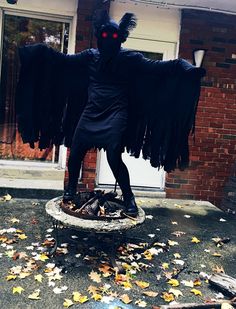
[0,160,65,180]
[0,160,65,199]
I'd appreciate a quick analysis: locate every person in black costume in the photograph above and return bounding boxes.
[15,11,206,217]
[63,12,140,215]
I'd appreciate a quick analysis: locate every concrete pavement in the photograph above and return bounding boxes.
[0,196,235,309]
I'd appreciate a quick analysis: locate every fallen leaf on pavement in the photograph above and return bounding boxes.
[173,253,181,258]
[135,280,150,289]
[193,278,202,286]
[168,240,179,246]
[191,237,201,243]
[63,299,74,308]
[87,285,100,295]
[181,280,194,287]
[135,299,147,307]
[6,275,17,281]
[10,218,20,223]
[34,274,43,283]
[120,294,132,304]
[38,254,49,262]
[191,288,202,296]
[2,193,12,201]
[89,270,101,283]
[212,252,222,257]
[28,289,41,300]
[161,263,169,270]
[168,279,180,287]
[212,265,225,273]
[162,292,175,302]
[142,291,158,297]
[18,234,27,240]
[169,288,183,298]
[13,286,24,294]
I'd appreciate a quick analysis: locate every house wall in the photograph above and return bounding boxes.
[65,3,236,208]
[166,10,236,208]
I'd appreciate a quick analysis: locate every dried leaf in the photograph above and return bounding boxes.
[162,292,175,302]
[181,280,194,287]
[13,286,24,294]
[92,293,102,301]
[5,250,16,258]
[191,288,202,296]
[169,288,183,298]
[18,234,27,240]
[98,264,112,274]
[173,259,185,266]
[173,253,181,258]
[19,272,31,279]
[72,291,81,302]
[87,285,100,295]
[191,237,201,243]
[10,218,20,223]
[212,265,225,273]
[2,194,12,201]
[212,252,222,257]
[77,295,88,304]
[121,281,132,290]
[135,299,147,307]
[28,289,41,300]
[193,278,202,286]
[168,240,179,246]
[89,270,101,283]
[161,263,169,270]
[63,299,74,308]
[135,280,150,289]
[142,291,158,297]
[34,274,43,283]
[39,253,49,262]
[168,279,180,287]
[120,294,132,304]
[6,275,17,281]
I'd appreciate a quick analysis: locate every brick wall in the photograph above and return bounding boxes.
[166,10,236,208]
[64,0,109,191]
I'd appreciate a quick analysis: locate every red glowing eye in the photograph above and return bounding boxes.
[102,32,108,38]
[112,33,118,39]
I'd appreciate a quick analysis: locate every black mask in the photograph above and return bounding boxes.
[97,23,121,58]
[93,10,137,58]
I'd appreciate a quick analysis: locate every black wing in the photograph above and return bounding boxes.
[125,52,205,172]
[16,44,90,149]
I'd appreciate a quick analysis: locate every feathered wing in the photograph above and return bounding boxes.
[16,44,89,149]
[118,13,137,42]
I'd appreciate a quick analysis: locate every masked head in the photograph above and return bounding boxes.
[93,10,137,57]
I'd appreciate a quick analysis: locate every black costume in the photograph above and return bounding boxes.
[16,11,205,215]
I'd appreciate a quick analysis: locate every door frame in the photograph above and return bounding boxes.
[0,7,77,168]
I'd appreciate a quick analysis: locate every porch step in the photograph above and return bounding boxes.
[0,160,64,198]
[0,160,65,180]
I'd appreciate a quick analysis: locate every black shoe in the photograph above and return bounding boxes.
[63,187,76,203]
[124,196,138,217]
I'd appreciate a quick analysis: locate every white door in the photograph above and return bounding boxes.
[97,39,177,189]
